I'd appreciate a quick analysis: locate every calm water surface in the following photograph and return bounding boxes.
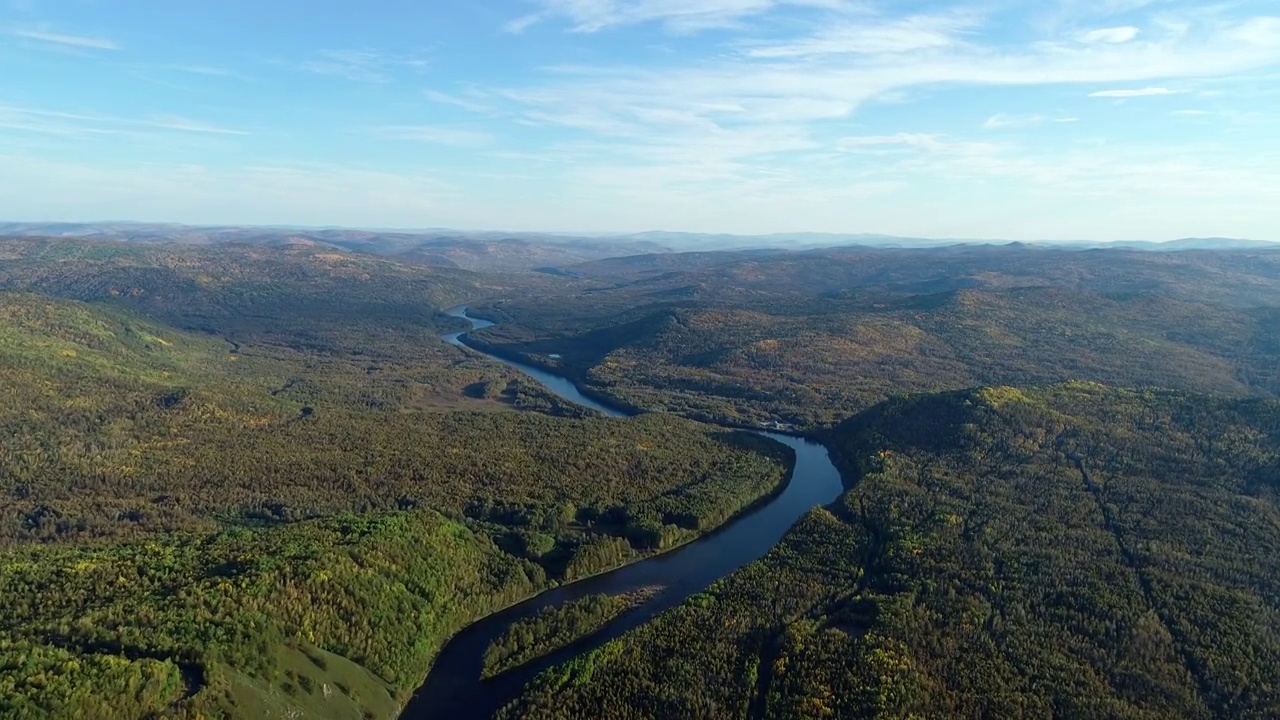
[399,307,846,720]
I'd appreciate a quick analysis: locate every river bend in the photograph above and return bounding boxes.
[398,307,845,719]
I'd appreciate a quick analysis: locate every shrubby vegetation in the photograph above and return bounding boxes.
[505,385,1280,719]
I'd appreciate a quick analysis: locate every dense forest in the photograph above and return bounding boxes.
[0,294,784,548]
[0,242,790,718]
[482,590,657,678]
[9,236,1280,720]
[504,385,1280,719]
[470,245,1280,426]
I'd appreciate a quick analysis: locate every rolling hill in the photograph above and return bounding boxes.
[506,384,1280,719]
[468,245,1280,426]
[0,243,789,719]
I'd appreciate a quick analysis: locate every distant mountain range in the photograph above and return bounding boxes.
[611,231,1277,251]
[0,222,670,272]
[0,222,1272,268]
[1108,237,1279,251]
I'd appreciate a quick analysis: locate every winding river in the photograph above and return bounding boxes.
[398,307,845,720]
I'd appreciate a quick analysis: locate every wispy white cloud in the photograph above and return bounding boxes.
[424,89,495,114]
[1079,26,1140,43]
[299,50,429,83]
[9,28,119,50]
[983,113,1078,129]
[130,65,250,90]
[1169,107,1269,125]
[147,115,250,135]
[5,0,1279,240]
[504,12,545,34]
[836,133,945,150]
[370,125,494,146]
[1089,86,1183,97]
[0,106,120,137]
[836,133,999,157]
[1231,16,1280,46]
[168,65,237,78]
[507,0,850,34]
[743,12,979,58]
[0,104,248,137]
[471,3,1280,237]
[497,9,1279,171]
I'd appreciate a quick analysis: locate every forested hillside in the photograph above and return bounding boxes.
[1,293,784,546]
[0,237,484,355]
[537,244,1280,307]
[10,237,1280,720]
[0,243,790,719]
[471,246,1280,426]
[505,385,1280,719]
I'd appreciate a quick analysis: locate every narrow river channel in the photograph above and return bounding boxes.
[398,307,846,720]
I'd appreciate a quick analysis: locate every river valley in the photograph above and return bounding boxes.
[397,307,846,719]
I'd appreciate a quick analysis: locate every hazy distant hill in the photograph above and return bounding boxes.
[615,231,968,250]
[613,231,1276,252]
[1110,237,1278,251]
[2,223,1270,267]
[0,223,669,272]
[471,244,1280,426]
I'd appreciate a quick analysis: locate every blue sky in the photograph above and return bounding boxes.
[1,0,1278,240]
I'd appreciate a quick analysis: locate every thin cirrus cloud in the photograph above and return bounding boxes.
[1089,87,1183,97]
[1231,16,1280,45]
[9,29,120,50]
[1079,26,1141,44]
[146,116,250,135]
[299,50,430,83]
[0,104,248,137]
[507,0,843,34]
[743,13,980,58]
[370,125,495,146]
[983,113,1079,130]
[3,0,1280,238]
[506,11,1277,147]
[475,2,1280,238]
[168,65,238,78]
[835,133,998,156]
[424,90,495,115]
